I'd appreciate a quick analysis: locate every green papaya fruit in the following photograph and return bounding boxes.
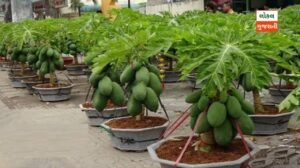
[231,88,244,104]
[132,83,147,101]
[195,112,211,134]
[190,117,197,130]
[120,65,134,84]
[237,113,254,135]
[89,73,104,88]
[241,100,255,114]
[219,91,228,103]
[149,72,162,95]
[135,67,150,85]
[214,119,233,146]
[185,90,202,104]
[98,76,113,96]
[127,96,142,117]
[241,73,254,92]
[93,89,108,112]
[207,102,227,127]
[197,95,210,112]
[226,96,243,119]
[46,48,54,58]
[147,64,160,77]
[40,61,49,75]
[110,82,125,106]
[190,104,201,118]
[144,87,159,112]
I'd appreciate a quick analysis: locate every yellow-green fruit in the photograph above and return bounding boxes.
[219,91,228,103]
[241,100,255,115]
[190,104,201,118]
[132,61,142,71]
[127,96,142,117]
[135,67,150,85]
[226,96,243,119]
[132,83,147,101]
[40,61,49,75]
[238,113,254,135]
[98,76,113,96]
[214,119,233,146]
[185,90,202,104]
[195,112,211,134]
[120,65,134,84]
[197,95,210,112]
[144,87,159,112]
[207,102,227,127]
[147,64,160,77]
[93,89,108,112]
[149,72,162,95]
[110,82,125,106]
[49,62,55,73]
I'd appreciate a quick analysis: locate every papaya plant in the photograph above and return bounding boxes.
[279,86,300,112]
[173,12,294,149]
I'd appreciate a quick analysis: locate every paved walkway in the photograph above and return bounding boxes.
[0,70,299,168]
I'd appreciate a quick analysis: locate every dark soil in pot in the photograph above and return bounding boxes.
[82,101,126,109]
[156,137,248,164]
[106,116,168,129]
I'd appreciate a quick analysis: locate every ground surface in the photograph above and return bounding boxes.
[0,70,299,168]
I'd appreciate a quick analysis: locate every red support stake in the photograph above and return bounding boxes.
[235,121,252,158]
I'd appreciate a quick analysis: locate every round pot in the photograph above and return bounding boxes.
[163,71,182,83]
[0,61,12,71]
[101,116,169,151]
[21,78,50,95]
[79,104,128,127]
[32,83,73,102]
[187,74,201,89]
[8,68,33,77]
[9,74,37,88]
[249,111,295,135]
[269,86,295,97]
[147,137,259,168]
[65,64,88,76]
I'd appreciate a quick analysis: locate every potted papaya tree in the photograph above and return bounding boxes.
[147,13,289,167]
[64,35,88,76]
[268,43,300,101]
[32,45,70,102]
[98,26,173,151]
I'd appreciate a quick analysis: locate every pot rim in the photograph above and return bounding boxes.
[249,110,295,117]
[269,87,297,91]
[32,83,73,90]
[9,75,37,80]
[65,64,88,68]
[79,103,127,112]
[147,136,259,168]
[101,116,169,132]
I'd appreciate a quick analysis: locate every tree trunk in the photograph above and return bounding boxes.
[78,7,81,16]
[74,54,78,64]
[252,89,264,113]
[21,63,25,76]
[50,72,56,87]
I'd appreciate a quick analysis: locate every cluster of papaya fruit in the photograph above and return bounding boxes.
[0,45,7,57]
[91,74,125,112]
[120,63,162,116]
[11,47,31,64]
[27,46,63,75]
[186,88,255,146]
[66,40,81,56]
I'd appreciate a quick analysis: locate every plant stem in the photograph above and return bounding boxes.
[50,72,55,87]
[135,108,144,121]
[21,63,25,76]
[252,89,264,113]
[74,54,78,64]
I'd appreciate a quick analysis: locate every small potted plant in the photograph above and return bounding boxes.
[32,46,72,102]
[96,26,172,151]
[9,46,37,88]
[21,46,52,95]
[64,36,88,76]
[80,64,128,126]
[268,48,300,101]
